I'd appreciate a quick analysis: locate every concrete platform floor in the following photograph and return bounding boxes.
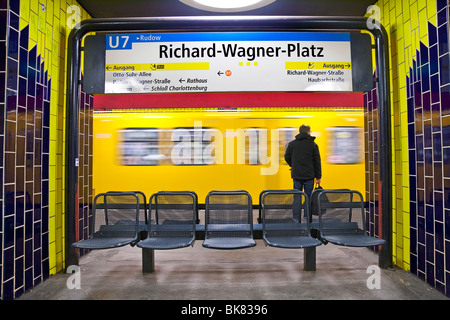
[18,240,448,301]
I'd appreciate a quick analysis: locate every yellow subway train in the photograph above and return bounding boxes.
[93,107,365,202]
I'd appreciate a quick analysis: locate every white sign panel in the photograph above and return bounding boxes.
[104,32,353,94]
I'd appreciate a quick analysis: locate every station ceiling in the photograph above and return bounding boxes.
[77,0,377,18]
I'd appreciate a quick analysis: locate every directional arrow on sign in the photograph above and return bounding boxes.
[217,71,224,76]
[179,78,185,83]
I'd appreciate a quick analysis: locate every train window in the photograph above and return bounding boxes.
[277,128,297,165]
[171,127,218,165]
[326,127,363,164]
[118,128,166,165]
[241,128,269,165]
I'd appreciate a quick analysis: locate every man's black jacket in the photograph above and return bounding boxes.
[284,132,322,180]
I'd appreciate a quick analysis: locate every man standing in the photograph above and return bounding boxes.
[284,124,322,199]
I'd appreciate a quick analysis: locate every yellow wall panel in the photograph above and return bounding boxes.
[14,0,92,276]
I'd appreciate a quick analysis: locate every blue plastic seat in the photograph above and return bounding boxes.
[316,190,386,247]
[137,191,197,250]
[72,192,143,250]
[203,190,256,250]
[261,190,322,249]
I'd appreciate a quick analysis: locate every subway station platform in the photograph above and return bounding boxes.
[18,240,448,301]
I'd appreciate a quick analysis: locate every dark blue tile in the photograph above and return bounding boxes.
[20,25,28,50]
[438,23,449,56]
[425,149,433,176]
[8,10,19,31]
[439,53,450,86]
[36,84,43,111]
[42,180,48,206]
[420,42,429,66]
[420,63,430,92]
[27,66,35,96]
[417,162,425,189]
[0,73,5,103]
[3,216,15,247]
[437,0,447,12]
[437,3,448,25]
[19,47,28,78]
[4,184,14,213]
[431,74,440,103]
[414,82,422,107]
[423,91,431,117]
[18,76,26,107]
[426,261,435,286]
[42,154,49,180]
[43,127,49,153]
[28,45,36,70]
[0,138,3,166]
[410,253,417,273]
[33,221,41,249]
[0,11,6,41]
[429,44,439,75]
[445,210,450,239]
[0,41,5,72]
[416,135,424,162]
[441,84,450,116]
[407,97,415,123]
[444,147,450,177]
[424,120,432,148]
[24,268,33,291]
[434,191,443,221]
[25,182,33,210]
[43,101,50,127]
[416,50,421,74]
[445,179,450,209]
[410,173,417,202]
[415,107,423,133]
[436,251,445,282]
[26,126,34,153]
[428,21,438,46]
[426,204,434,233]
[6,89,16,121]
[15,257,24,293]
[15,195,24,227]
[6,57,17,90]
[9,0,19,15]
[27,96,34,114]
[418,216,426,243]
[433,132,442,161]
[408,123,415,148]
[7,27,18,60]
[25,211,33,239]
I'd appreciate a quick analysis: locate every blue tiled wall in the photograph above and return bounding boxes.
[1,0,51,299]
[1,0,93,300]
[407,2,450,296]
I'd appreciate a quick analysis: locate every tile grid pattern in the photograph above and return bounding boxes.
[366,0,450,297]
[0,0,92,300]
[406,2,450,295]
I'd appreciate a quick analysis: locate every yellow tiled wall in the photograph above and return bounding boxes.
[19,0,91,275]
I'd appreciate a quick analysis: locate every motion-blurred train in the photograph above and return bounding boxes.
[93,107,365,201]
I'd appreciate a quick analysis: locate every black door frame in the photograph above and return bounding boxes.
[65,16,392,269]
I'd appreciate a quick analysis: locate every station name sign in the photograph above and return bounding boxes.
[83,32,373,94]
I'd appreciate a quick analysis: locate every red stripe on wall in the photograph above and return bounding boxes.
[93,92,363,109]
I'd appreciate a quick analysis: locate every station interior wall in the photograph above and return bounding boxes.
[364,0,449,296]
[0,0,449,299]
[0,0,92,300]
